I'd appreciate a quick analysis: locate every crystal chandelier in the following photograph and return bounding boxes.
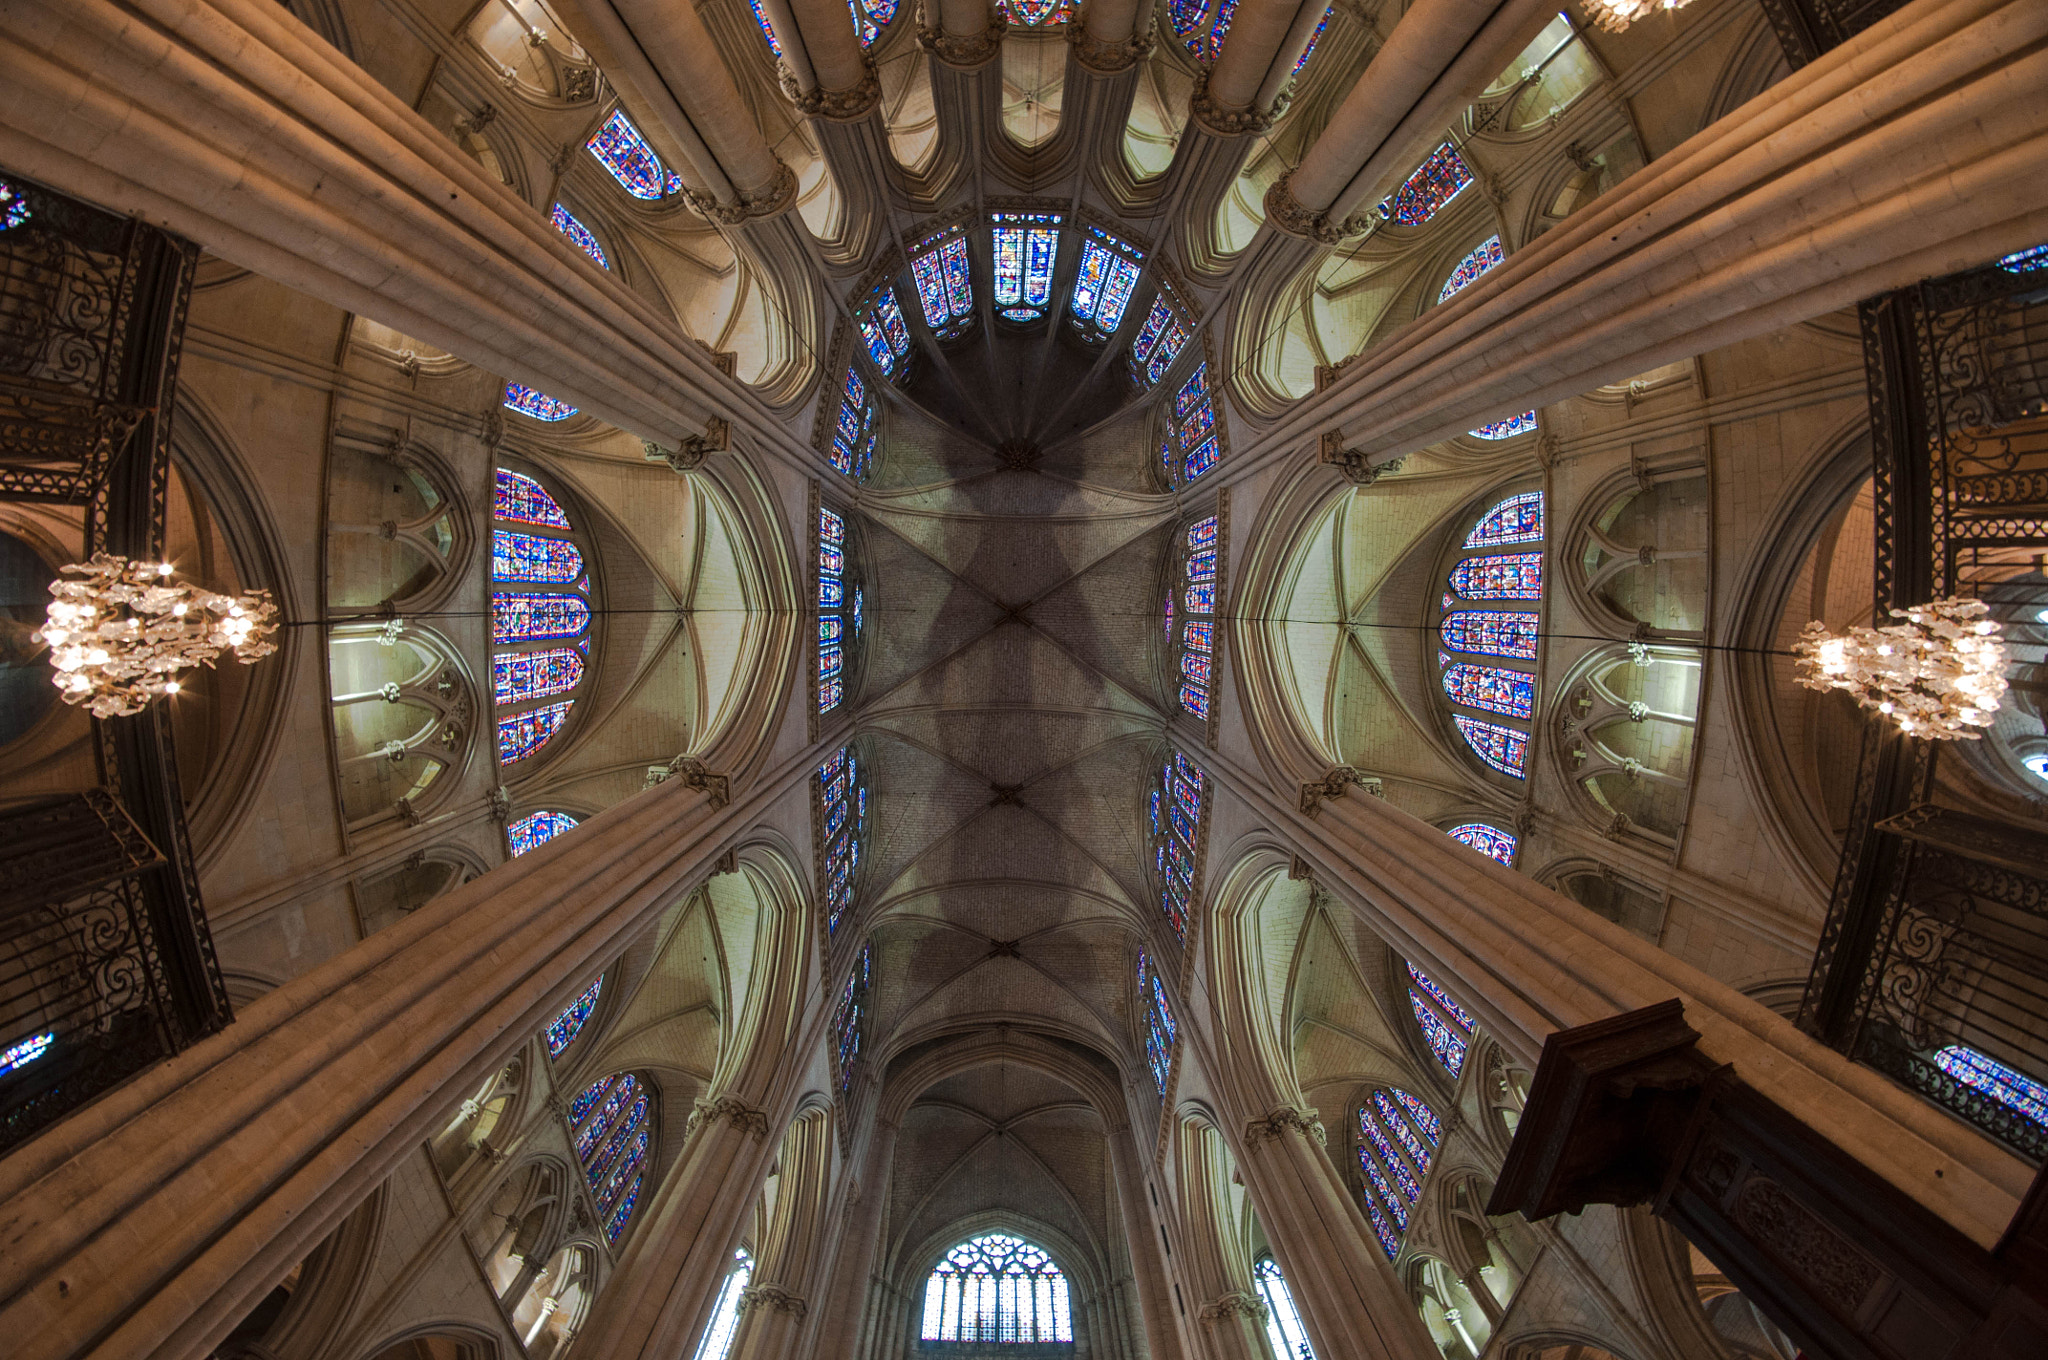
[36,553,279,718]
[1794,597,2009,740]
[1580,0,1697,34]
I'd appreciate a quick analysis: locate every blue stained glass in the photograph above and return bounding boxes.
[596,1125,649,1212]
[1183,621,1213,653]
[1130,295,1190,386]
[1451,552,1542,599]
[820,507,846,543]
[834,944,872,1089]
[847,0,897,47]
[820,578,845,608]
[1180,680,1210,717]
[1378,143,1474,226]
[0,181,31,233]
[495,469,572,529]
[820,677,843,708]
[1139,953,1178,1092]
[550,202,609,269]
[1464,492,1544,547]
[544,976,603,1054]
[1448,822,1517,865]
[999,0,1073,21]
[1440,610,1537,659]
[1933,1046,2048,1129]
[1437,235,1503,302]
[1180,653,1212,685]
[1453,715,1528,777]
[1358,1149,1408,1229]
[820,617,842,644]
[1997,244,2048,274]
[819,745,866,934]
[1187,517,1218,551]
[495,649,585,704]
[1373,1089,1435,1172]
[498,701,573,763]
[1405,962,1477,1031]
[574,1073,639,1160]
[1071,229,1141,335]
[504,383,577,421]
[1442,663,1533,719]
[1144,317,1191,386]
[493,529,584,584]
[589,1096,648,1187]
[604,1171,644,1243]
[1184,436,1220,480]
[567,1074,615,1126]
[819,645,842,679]
[1359,1107,1421,1200]
[1171,0,1239,61]
[1412,995,1469,1074]
[1391,1088,1443,1145]
[1187,549,1217,583]
[1291,5,1332,74]
[746,0,784,56]
[494,593,591,643]
[1471,412,1539,440]
[860,287,912,376]
[831,367,879,480]
[1174,366,1210,423]
[911,234,968,332]
[587,109,676,200]
[1364,1193,1401,1258]
[1,1031,54,1073]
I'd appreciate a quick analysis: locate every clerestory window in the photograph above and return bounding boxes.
[920,1233,1075,1343]
[492,470,593,765]
[1356,1086,1443,1258]
[1437,491,1544,777]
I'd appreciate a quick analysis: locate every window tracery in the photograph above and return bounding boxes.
[817,744,869,937]
[503,383,578,422]
[859,285,912,378]
[586,108,683,200]
[1446,823,1516,866]
[1163,362,1222,484]
[1170,0,1240,63]
[1149,751,1207,939]
[1380,144,1474,226]
[910,224,975,339]
[997,0,1073,22]
[1438,235,1503,303]
[493,469,591,766]
[1130,289,1192,388]
[1437,491,1544,777]
[816,505,864,712]
[1406,961,1476,1078]
[919,1233,1075,1343]
[1137,950,1178,1093]
[544,975,602,1056]
[329,628,469,824]
[549,202,608,269]
[1255,1256,1318,1359]
[1069,227,1143,339]
[1167,515,1220,719]
[692,1249,753,1360]
[510,810,581,858]
[991,211,1062,322]
[833,942,872,1091]
[565,1071,653,1244]
[1356,1086,1442,1257]
[828,367,880,480]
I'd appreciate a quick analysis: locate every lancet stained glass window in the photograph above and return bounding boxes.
[1171,515,1220,719]
[1165,362,1222,484]
[1933,1046,2048,1134]
[1438,234,1503,302]
[550,202,609,269]
[493,468,591,766]
[1255,1257,1318,1360]
[817,506,863,711]
[1170,0,1240,63]
[586,109,684,199]
[818,745,869,936]
[1069,227,1142,339]
[991,212,1061,321]
[833,942,872,1091]
[859,286,912,377]
[0,182,30,232]
[1356,1086,1442,1257]
[1997,243,2048,274]
[745,0,783,56]
[692,1250,753,1360]
[848,0,897,48]
[1137,949,1178,1094]
[1379,143,1474,226]
[911,227,975,339]
[1446,822,1517,866]
[830,367,880,480]
[1130,292,1191,388]
[510,809,581,859]
[1148,752,1207,938]
[1406,961,1476,1077]
[1291,5,1333,75]
[566,1071,652,1243]
[503,383,577,422]
[544,975,603,1055]
[1437,492,1543,776]
[920,1234,1075,1343]
[1471,412,1539,440]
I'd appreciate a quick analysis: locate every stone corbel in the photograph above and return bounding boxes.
[918,14,1007,68]
[1299,765,1377,816]
[1264,170,1373,245]
[1067,22,1154,74]
[1199,1290,1269,1323]
[654,755,730,808]
[1243,1105,1325,1147]
[488,785,512,825]
[1189,67,1290,137]
[643,417,730,473]
[1318,431,1402,486]
[738,1283,809,1317]
[688,1094,770,1140]
[783,59,883,121]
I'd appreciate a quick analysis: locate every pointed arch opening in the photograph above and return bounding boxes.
[918,1232,1076,1343]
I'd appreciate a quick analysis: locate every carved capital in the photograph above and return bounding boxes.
[1067,22,1154,74]
[785,60,882,120]
[1189,67,1289,137]
[685,160,799,224]
[1317,431,1403,486]
[1199,1290,1269,1323]
[1244,1106,1325,1147]
[738,1283,809,1318]
[1263,170,1372,245]
[689,1095,770,1140]
[656,756,731,809]
[643,418,730,473]
[918,14,1007,67]
[488,785,513,825]
[1299,765,1373,816]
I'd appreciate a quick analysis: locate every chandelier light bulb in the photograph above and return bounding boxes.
[1794,597,2010,741]
[34,553,279,719]
[1579,0,1696,34]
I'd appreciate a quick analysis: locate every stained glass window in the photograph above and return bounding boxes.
[1463,492,1544,547]
[1149,752,1206,937]
[496,469,572,529]
[1449,552,1542,599]
[911,227,975,339]
[493,529,586,584]
[1933,1046,2048,1132]
[1437,235,1503,302]
[997,0,1073,22]
[1166,362,1222,485]
[493,468,591,767]
[1471,412,1538,440]
[991,211,1062,321]
[494,594,592,644]
[503,383,578,421]
[830,367,880,480]
[833,942,872,1091]
[1170,0,1240,62]
[1440,663,1533,720]
[859,285,912,378]
[818,506,862,711]
[1254,1257,1318,1359]
[1447,823,1517,866]
[818,745,869,936]
[1453,715,1529,777]
[495,648,586,706]
[1378,144,1474,226]
[1436,492,1541,777]
[1172,516,1220,720]
[550,202,609,269]
[499,701,572,763]
[1406,961,1475,1078]
[921,1234,1075,1343]
[1439,610,1537,659]
[745,0,783,56]
[1129,292,1192,388]
[0,181,31,232]
[1356,1085,1442,1257]
[1997,243,2048,274]
[586,109,683,200]
[1138,949,1178,1093]
[847,0,898,48]
[566,1072,652,1244]
[1291,5,1333,75]
[1069,227,1142,338]
[1,1032,54,1073]
[510,809,581,859]
[544,976,603,1055]
[692,1250,754,1360]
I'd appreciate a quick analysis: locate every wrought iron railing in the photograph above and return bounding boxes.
[1756,0,1912,69]
[1798,248,2048,1163]
[0,171,228,1154]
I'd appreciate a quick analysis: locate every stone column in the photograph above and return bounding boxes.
[729,1110,835,1360]
[1179,1124,1270,1360]
[787,0,877,99]
[0,765,758,1360]
[1199,0,1307,129]
[0,0,787,454]
[1106,1115,1191,1360]
[802,1116,901,1358]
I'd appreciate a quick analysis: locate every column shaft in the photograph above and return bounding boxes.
[1206,0,1305,112]
[788,0,870,92]
[1106,1119,1190,1360]
[0,774,753,1360]
[803,1118,900,1358]
[729,1110,834,1360]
